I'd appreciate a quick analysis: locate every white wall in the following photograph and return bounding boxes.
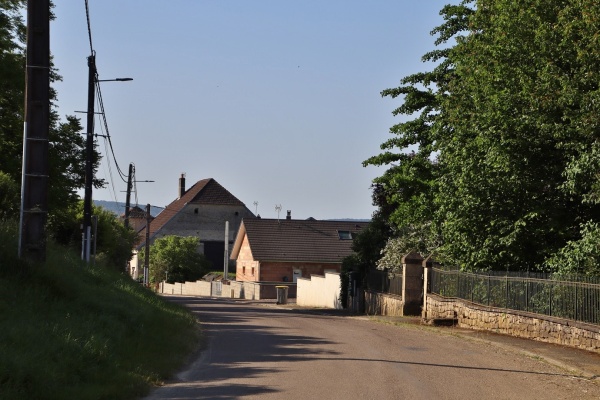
[297,272,342,309]
[160,280,212,296]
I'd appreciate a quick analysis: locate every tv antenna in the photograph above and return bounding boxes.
[275,204,282,221]
[253,201,259,215]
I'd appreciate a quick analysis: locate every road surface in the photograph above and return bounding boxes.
[145,296,600,399]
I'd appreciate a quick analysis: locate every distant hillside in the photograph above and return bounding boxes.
[94,200,162,218]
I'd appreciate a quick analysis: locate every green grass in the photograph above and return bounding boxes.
[0,221,201,400]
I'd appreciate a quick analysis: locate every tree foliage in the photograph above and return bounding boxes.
[0,170,19,219]
[1,1,105,255]
[46,201,136,270]
[368,0,600,274]
[140,236,210,284]
[92,206,136,270]
[364,2,474,260]
[0,0,26,182]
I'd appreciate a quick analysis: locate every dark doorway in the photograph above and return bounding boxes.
[203,241,225,270]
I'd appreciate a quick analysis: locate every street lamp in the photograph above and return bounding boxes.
[98,78,133,82]
[82,54,132,262]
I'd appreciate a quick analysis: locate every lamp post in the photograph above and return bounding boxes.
[82,54,132,262]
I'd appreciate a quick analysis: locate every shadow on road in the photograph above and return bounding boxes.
[146,297,343,399]
[146,296,589,399]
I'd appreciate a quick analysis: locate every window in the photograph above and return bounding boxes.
[242,266,246,275]
[194,208,198,214]
[337,230,353,240]
[251,267,255,276]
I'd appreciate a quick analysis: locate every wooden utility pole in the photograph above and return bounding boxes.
[144,203,151,286]
[82,54,96,262]
[19,0,51,261]
[124,163,133,229]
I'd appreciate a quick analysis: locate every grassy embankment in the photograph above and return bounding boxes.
[0,221,201,400]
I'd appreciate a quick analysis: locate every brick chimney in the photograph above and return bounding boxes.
[179,173,186,198]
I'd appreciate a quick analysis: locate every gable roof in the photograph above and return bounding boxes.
[121,205,150,219]
[137,178,246,246]
[231,218,368,263]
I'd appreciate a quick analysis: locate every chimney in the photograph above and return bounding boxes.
[286,210,291,220]
[179,173,186,198]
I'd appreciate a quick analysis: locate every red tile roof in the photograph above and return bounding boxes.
[231,218,368,263]
[137,178,246,246]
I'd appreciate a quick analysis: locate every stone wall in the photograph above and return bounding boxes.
[424,293,600,353]
[158,203,251,242]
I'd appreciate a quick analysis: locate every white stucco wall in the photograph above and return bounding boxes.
[297,272,342,309]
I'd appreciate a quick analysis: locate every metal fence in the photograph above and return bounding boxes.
[367,269,403,296]
[429,268,600,325]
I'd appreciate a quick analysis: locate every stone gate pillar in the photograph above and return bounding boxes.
[421,255,434,320]
[402,252,424,315]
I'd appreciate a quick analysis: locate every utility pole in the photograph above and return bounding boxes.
[224,221,229,280]
[144,203,151,286]
[82,54,96,262]
[19,0,51,262]
[124,164,153,230]
[124,163,133,229]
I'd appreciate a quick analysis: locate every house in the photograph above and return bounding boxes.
[230,214,368,282]
[135,175,255,271]
[120,205,152,232]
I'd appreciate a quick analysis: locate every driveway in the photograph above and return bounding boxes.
[144,296,600,400]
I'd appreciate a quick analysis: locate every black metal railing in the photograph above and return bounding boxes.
[429,268,600,325]
[367,269,403,296]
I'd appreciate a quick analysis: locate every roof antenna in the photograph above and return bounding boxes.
[275,204,282,223]
[253,201,259,215]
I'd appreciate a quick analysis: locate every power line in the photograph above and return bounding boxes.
[84,0,129,184]
[81,0,131,261]
[100,135,119,202]
[95,81,128,180]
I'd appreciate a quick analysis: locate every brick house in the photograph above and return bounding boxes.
[134,175,255,273]
[230,215,368,282]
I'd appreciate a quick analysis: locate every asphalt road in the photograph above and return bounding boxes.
[144,296,600,400]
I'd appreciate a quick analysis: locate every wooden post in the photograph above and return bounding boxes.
[144,204,151,286]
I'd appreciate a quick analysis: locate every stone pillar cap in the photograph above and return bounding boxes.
[422,254,441,268]
[402,251,424,264]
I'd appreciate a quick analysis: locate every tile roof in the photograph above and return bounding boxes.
[121,205,150,219]
[232,218,369,263]
[137,178,246,247]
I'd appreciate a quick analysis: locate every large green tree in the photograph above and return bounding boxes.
[1,1,104,231]
[364,2,474,259]
[0,0,26,182]
[369,0,600,274]
[437,0,600,272]
[140,236,210,284]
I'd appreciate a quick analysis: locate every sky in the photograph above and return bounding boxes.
[49,0,452,220]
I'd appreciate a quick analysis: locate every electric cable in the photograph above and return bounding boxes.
[95,81,128,182]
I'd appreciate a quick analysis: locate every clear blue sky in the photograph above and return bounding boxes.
[50,1,452,220]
